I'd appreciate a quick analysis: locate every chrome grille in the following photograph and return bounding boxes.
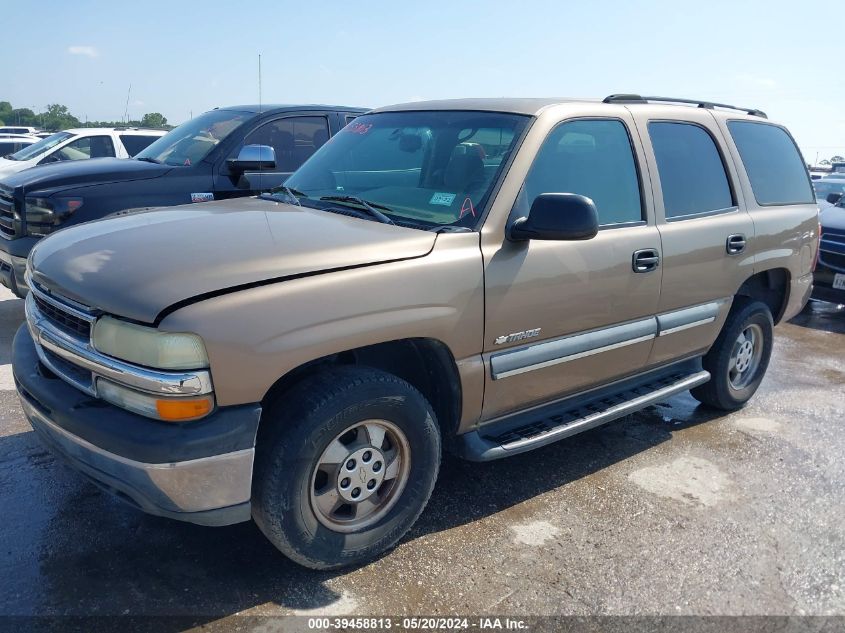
[820,227,845,272]
[33,293,92,338]
[820,250,845,273]
[0,186,16,238]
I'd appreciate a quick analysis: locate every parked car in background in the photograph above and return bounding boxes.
[12,95,818,569]
[813,198,845,304]
[812,177,845,209]
[0,135,38,157]
[0,127,166,179]
[0,126,40,136]
[830,162,845,175]
[0,105,364,296]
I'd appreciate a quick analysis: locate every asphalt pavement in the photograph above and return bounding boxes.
[0,287,843,627]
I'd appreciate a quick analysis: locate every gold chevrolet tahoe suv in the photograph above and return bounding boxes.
[13,95,820,569]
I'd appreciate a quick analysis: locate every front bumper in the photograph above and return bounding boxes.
[812,262,845,305]
[0,247,29,297]
[13,325,261,526]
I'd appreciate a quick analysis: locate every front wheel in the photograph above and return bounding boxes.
[691,298,774,411]
[252,367,441,569]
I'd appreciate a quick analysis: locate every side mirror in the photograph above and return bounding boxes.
[227,144,276,172]
[826,192,843,205]
[509,193,599,241]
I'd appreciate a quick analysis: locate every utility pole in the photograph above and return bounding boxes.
[123,84,132,123]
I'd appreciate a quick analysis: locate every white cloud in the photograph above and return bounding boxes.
[68,45,98,58]
[735,73,776,89]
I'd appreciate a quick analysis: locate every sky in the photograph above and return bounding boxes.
[4,0,843,163]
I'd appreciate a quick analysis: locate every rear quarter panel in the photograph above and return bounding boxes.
[711,114,819,321]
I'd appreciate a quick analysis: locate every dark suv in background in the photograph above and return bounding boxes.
[0,104,365,297]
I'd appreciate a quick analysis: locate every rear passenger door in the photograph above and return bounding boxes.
[630,109,755,366]
[119,134,161,157]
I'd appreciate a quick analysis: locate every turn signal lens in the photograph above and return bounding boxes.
[97,378,214,422]
[156,397,213,422]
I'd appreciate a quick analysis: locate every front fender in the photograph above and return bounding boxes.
[159,232,485,407]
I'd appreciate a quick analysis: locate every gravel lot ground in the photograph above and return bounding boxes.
[0,286,842,628]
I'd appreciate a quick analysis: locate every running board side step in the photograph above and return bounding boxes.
[456,369,710,462]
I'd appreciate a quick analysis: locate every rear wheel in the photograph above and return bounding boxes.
[252,366,441,569]
[691,298,774,411]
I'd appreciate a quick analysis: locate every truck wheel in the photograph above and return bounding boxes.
[252,366,441,570]
[691,298,774,411]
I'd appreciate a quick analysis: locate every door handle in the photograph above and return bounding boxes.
[726,234,746,255]
[632,248,660,273]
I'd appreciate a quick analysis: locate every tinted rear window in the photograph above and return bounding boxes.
[120,135,161,157]
[727,121,814,206]
[648,122,734,218]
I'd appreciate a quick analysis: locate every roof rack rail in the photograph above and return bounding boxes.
[602,94,767,119]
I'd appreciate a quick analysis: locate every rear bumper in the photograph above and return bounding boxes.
[13,325,261,526]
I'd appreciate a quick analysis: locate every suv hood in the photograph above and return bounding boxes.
[0,157,171,192]
[821,206,845,232]
[30,198,436,323]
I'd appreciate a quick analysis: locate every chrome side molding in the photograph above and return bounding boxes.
[490,300,728,380]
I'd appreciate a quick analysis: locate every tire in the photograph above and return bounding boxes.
[252,366,441,570]
[691,298,774,411]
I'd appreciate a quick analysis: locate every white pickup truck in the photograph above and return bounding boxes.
[0,127,166,178]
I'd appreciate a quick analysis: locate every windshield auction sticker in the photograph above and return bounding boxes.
[429,192,456,206]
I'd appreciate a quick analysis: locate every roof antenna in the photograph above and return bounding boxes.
[258,53,262,115]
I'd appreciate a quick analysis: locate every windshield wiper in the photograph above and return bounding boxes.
[260,185,305,206]
[319,196,396,225]
[135,156,161,164]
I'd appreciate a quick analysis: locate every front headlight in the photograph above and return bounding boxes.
[92,316,209,370]
[24,196,83,236]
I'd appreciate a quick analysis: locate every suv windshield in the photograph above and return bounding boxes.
[285,111,529,229]
[8,132,72,161]
[135,109,251,166]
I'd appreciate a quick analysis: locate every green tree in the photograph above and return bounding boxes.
[140,112,167,128]
[10,108,35,126]
[0,101,11,125]
[41,103,80,131]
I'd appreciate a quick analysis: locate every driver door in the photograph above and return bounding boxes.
[481,115,662,421]
[218,115,332,194]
